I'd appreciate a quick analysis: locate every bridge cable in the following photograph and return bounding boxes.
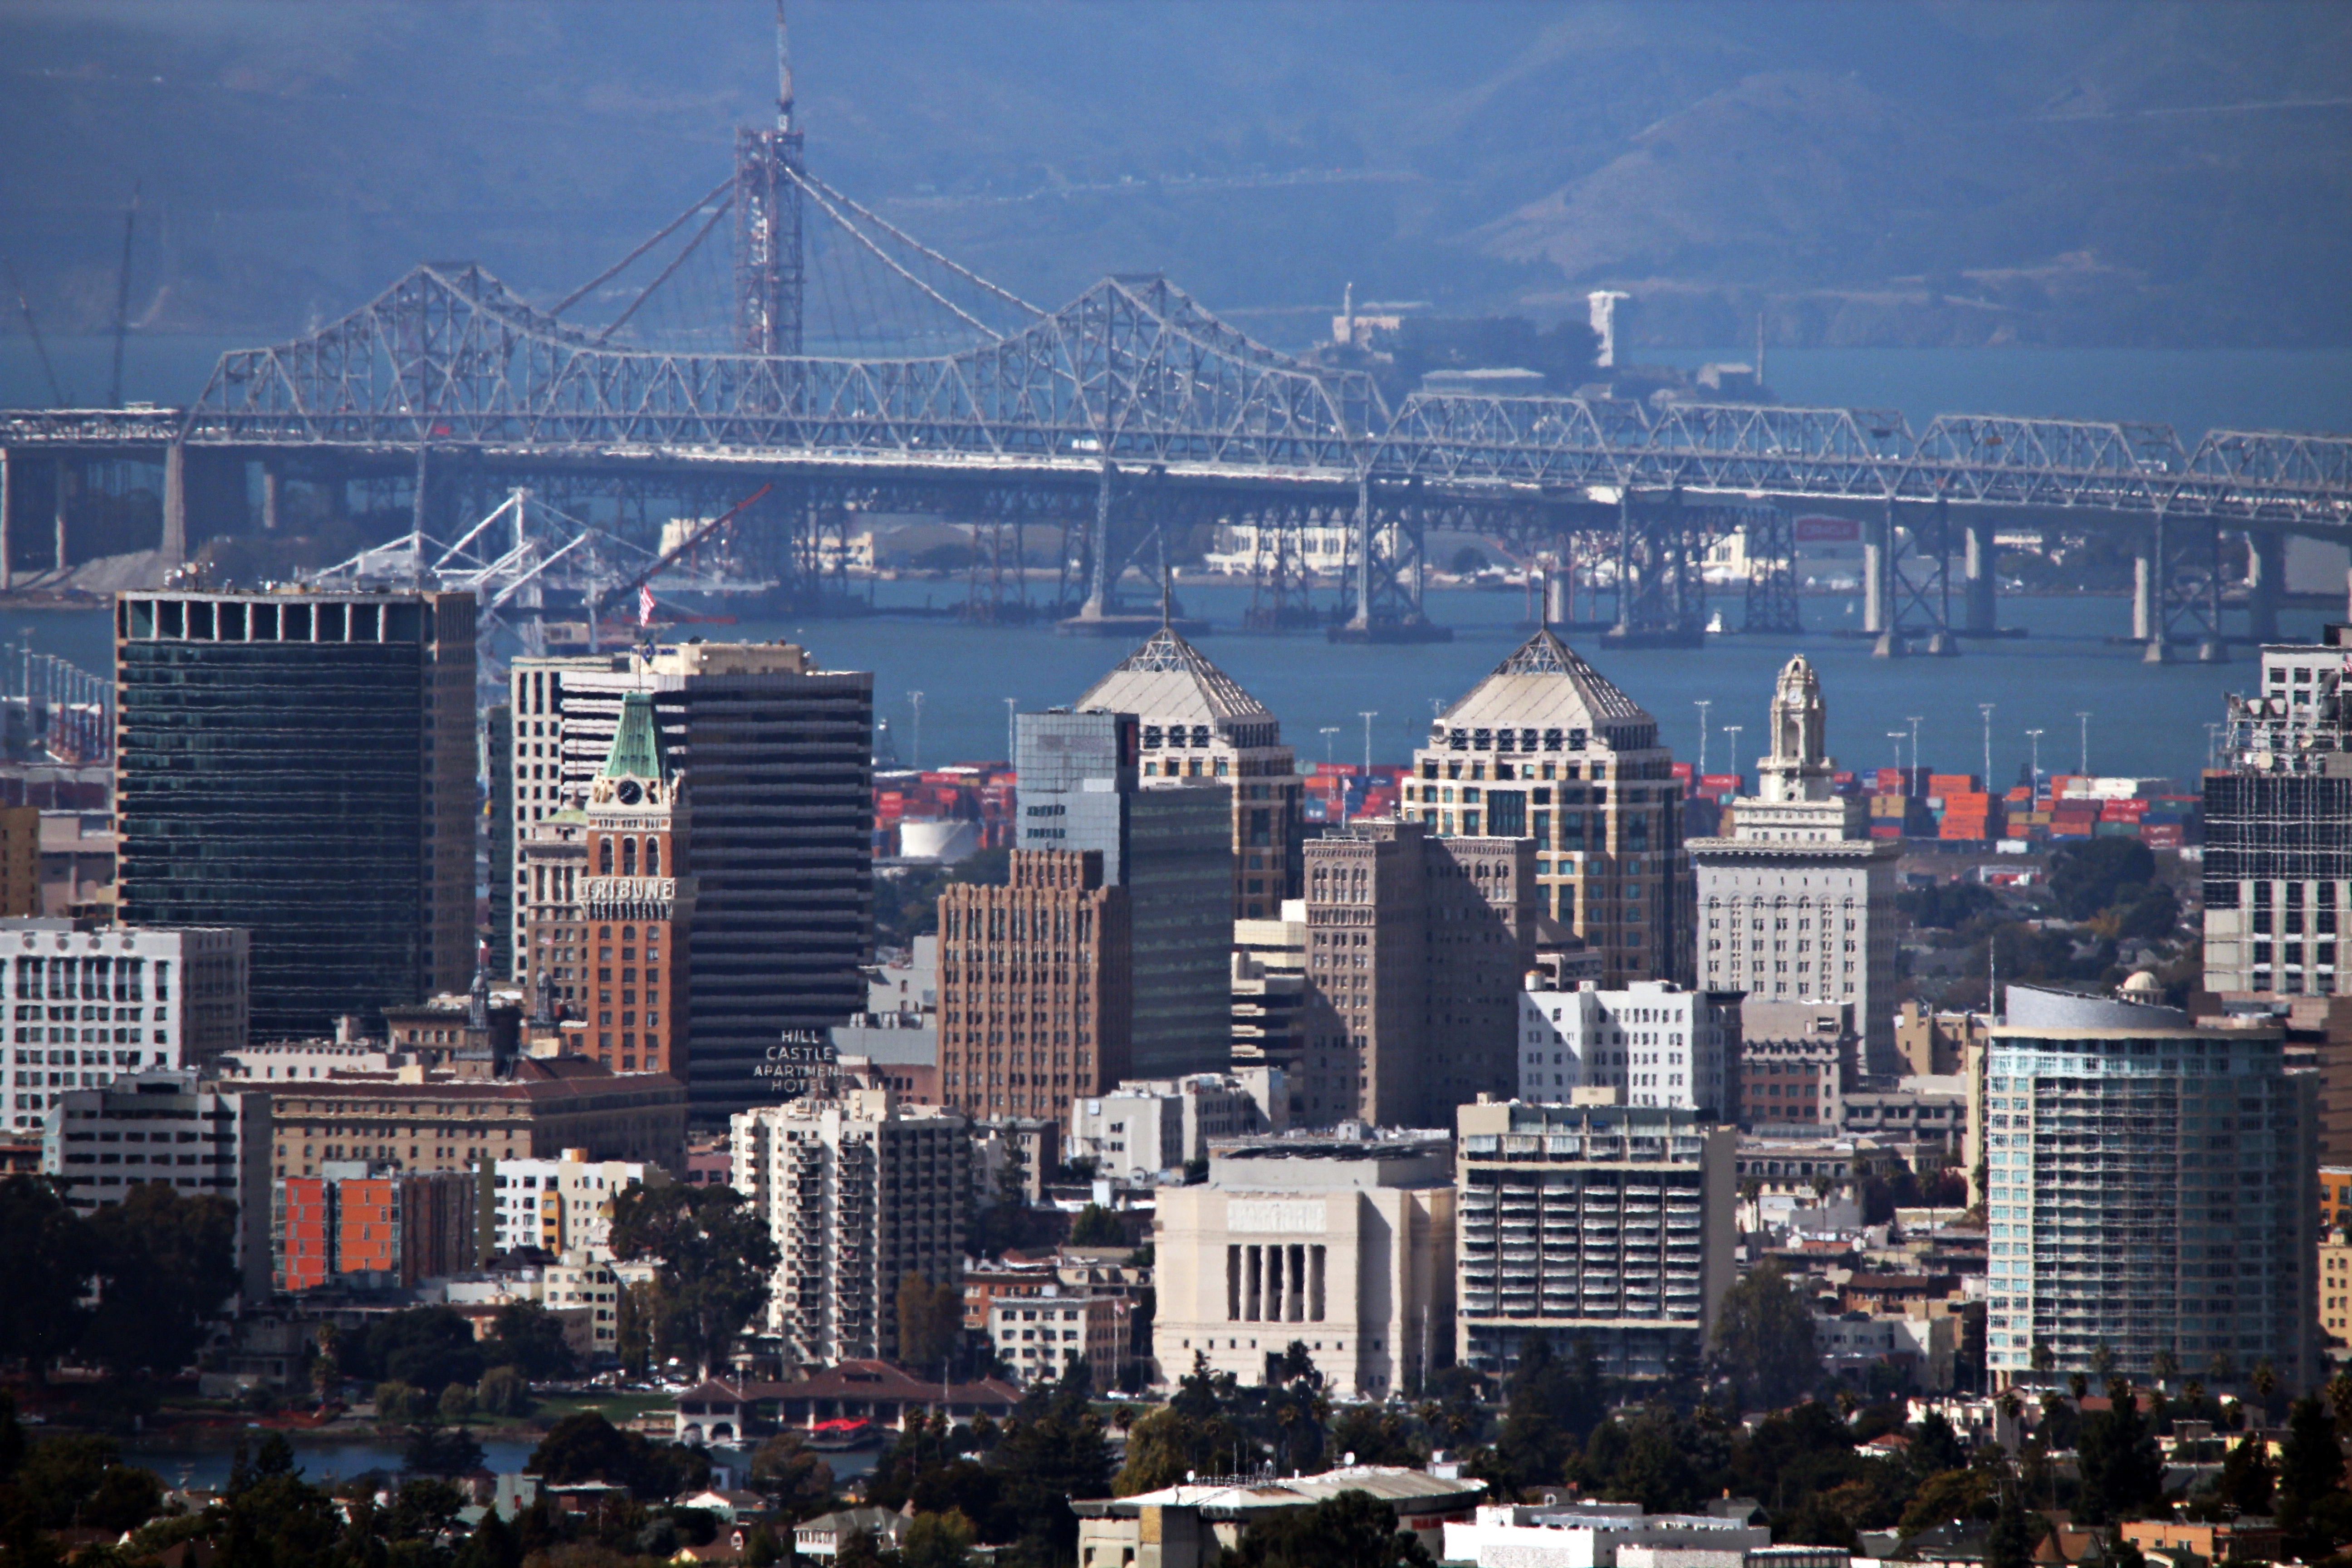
[596,196,734,347]
[800,169,1045,321]
[785,167,999,343]
[550,175,736,318]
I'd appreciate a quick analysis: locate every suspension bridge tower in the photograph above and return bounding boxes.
[734,1,806,355]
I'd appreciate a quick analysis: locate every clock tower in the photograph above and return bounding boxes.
[579,691,693,1077]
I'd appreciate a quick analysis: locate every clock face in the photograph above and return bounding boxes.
[617,779,643,805]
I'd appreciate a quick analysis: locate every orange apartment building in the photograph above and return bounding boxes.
[272,1161,486,1292]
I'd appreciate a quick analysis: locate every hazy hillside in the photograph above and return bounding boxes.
[0,0,2346,352]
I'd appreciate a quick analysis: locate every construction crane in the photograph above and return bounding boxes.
[585,482,774,650]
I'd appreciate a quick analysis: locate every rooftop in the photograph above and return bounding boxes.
[1075,626,1274,730]
[1431,628,1654,746]
[1076,1464,1483,1518]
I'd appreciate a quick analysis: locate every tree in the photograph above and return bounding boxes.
[750,1429,835,1523]
[899,1509,981,1568]
[1116,1353,1255,1494]
[529,1409,711,1501]
[1985,1485,2038,1568]
[1907,1411,1967,1480]
[2216,1432,2275,1515]
[76,1184,240,1377]
[1228,1488,1436,1568]
[2276,1397,2349,1558]
[404,1415,485,1478]
[1328,1406,1427,1470]
[438,1381,476,1424]
[374,1381,424,1421]
[1712,1263,1820,1409]
[988,1364,1112,1563]
[895,1272,961,1374]
[609,1184,779,1381]
[357,1306,488,1395]
[476,1365,528,1418]
[1495,1338,1604,1494]
[2049,839,2156,921]
[483,1300,575,1382]
[0,1176,95,1377]
[2075,1384,2162,1524]
[1069,1204,1125,1247]
[454,1506,524,1568]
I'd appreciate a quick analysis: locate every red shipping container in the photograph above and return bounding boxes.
[1868,823,1903,838]
[2141,824,2185,847]
[1928,774,1980,795]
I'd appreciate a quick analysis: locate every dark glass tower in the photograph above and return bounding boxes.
[115,591,477,1041]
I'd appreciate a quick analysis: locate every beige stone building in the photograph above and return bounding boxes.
[1153,1131,1455,1400]
[1301,819,1535,1127]
[1076,626,1301,923]
[265,1056,687,1179]
[1404,629,1689,987]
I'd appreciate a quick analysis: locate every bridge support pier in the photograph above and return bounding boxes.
[1862,506,1887,637]
[1612,490,1634,635]
[1346,476,1372,632]
[1079,462,1115,620]
[161,443,187,568]
[2132,520,2158,648]
[1964,517,1997,635]
[2247,531,2284,644]
[53,456,69,574]
[260,463,280,533]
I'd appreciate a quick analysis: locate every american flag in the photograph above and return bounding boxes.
[637,585,657,627]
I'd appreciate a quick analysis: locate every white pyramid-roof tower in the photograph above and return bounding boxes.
[1076,625,1274,730]
[1435,627,1654,740]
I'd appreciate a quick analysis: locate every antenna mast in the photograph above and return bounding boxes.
[734,0,805,354]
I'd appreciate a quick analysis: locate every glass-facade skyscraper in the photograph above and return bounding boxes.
[1982,982,2316,1392]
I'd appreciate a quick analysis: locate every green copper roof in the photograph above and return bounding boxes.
[599,691,669,781]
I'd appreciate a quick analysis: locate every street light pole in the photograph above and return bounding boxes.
[1978,703,1995,792]
[1906,715,1923,788]
[1004,696,1018,766]
[1723,726,1743,789]
[1359,711,1378,778]
[2025,729,2044,805]
[1695,700,1711,777]
[908,690,925,768]
[2076,711,2091,778]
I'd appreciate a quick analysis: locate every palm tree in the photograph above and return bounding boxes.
[2069,1372,2089,1401]
[2151,1348,2178,1389]
[2209,1351,2238,1385]
[2329,1374,2352,1435]
[2184,1379,2206,1410]
[2092,1343,2116,1379]
[2251,1359,2279,1421]
[2031,1342,2055,1377]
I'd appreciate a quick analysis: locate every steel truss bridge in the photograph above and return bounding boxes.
[4,123,2348,656]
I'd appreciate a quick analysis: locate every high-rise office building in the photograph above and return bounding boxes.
[115,590,475,1039]
[1689,656,1901,1074]
[1981,981,2317,1392]
[937,849,1131,1122]
[1301,818,1536,1127]
[505,644,871,1120]
[1,919,249,1132]
[1015,710,1231,1081]
[1455,1098,1735,1380]
[1075,627,1301,921]
[1514,980,1738,1116]
[732,1088,970,1367]
[528,691,695,1079]
[2203,623,2349,999]
[1403,629,1688,986]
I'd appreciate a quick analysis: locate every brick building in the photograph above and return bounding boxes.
[273,1161,485,1292]
[938,849,1132,1124]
